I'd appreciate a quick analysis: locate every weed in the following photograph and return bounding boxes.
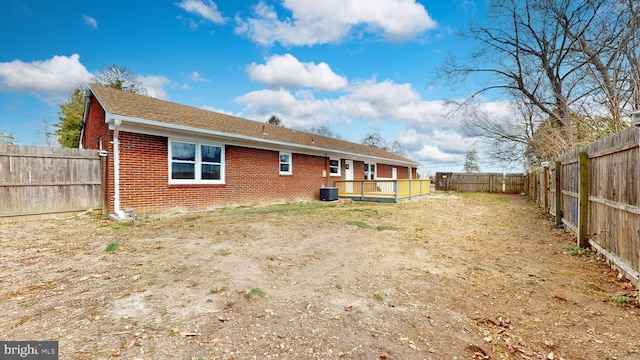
[607,294,637,305]
[245,287,265,301]
[374,293,383,301]
[562,244,588,256]
[335,283,342,290]
[346,221,370,229]
[105,241,119,252]
[217,249,232,256]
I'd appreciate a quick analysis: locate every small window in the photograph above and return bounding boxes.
[365,163,376,180]
[279,152,292,175]
[329,159,341,176]
[169,140,224,183]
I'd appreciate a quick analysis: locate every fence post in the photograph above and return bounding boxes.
[543,166,549,211]
[578,152,589,247]
[554,161,562,226]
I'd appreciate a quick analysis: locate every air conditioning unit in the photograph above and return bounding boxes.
[319,187,338,201]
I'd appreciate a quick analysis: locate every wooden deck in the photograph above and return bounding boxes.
[333,179,431,202]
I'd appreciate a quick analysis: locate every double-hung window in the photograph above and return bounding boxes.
[329,159,341,176]
[169,140,224,184]
[364,163,376,180]
[279,152,292,175]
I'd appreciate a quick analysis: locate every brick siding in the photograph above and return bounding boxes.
[83,95,415,215]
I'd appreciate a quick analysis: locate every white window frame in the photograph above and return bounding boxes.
[329,158,341,177]
[364,162,376,180]
[279,152,292,175]
[168,139,225,184]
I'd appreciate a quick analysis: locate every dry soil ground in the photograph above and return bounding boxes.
[1,193,639,360]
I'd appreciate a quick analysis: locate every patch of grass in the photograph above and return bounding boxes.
[346,221,370,229]
[373,293,383,301]
[376,225,399,231]
[562,244,589,256]
[105,241,119,252]
[607,294,638,306]
[245,287,265,301]
[100,221,134,229]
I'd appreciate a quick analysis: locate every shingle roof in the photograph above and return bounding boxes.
[89,83,419,166]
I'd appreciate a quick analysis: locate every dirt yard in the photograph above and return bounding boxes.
[1,193,639,360]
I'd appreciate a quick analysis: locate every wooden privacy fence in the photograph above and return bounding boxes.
[0,144,105,222]
[435,172,525,193]
[527,126,640,285]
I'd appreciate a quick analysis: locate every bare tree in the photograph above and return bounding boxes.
[389,140,405,156]
[440,0,640,165]
[92,64,147,95]
[0,131,18,145]
[305,125,343,139]
[42,116,59,147]
[361,132,387,149]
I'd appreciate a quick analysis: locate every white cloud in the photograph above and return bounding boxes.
[0,54,91,96]
[138,75,171,100]
[189,71,210,82]
[201,105,241,117]
[235,75,516,171]
[247,54,347,91]
[83,15,98,29]
[235,0,437,46]
[176,0,226,24]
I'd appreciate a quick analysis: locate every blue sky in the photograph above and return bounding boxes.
[0,0,519,174]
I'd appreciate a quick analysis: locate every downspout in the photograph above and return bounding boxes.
[111,118,127,220]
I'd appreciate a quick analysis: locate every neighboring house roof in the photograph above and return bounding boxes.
[88,83,420,167]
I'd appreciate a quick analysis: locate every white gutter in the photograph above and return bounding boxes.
[111,118,127,220]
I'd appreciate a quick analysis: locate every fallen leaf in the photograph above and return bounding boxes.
[218,315,235,322]
[543,339,555,347]
[202,335,223,343]
[553,294,567,301]
[344,305,353,311]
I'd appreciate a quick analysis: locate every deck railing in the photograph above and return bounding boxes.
[333,179,431,202]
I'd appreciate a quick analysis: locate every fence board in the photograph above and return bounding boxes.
[0,144,103,221]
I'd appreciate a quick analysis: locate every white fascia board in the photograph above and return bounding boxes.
[107,114,419,167]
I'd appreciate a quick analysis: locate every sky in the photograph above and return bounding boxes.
[0,0,521,175]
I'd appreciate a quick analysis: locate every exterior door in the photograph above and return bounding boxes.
[344,160,354,192]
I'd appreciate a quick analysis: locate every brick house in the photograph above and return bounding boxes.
[81,84,420,217]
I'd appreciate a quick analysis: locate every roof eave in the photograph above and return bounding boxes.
[107,114,419,167]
